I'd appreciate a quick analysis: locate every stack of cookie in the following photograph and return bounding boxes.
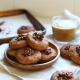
[8,31,57,65]
[60,44,80,65]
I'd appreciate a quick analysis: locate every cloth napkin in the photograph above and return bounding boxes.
[62,9,80,30]
[0,9,80,80]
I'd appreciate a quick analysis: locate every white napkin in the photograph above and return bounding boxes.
[62,9,80,20]
[62,9,80,29]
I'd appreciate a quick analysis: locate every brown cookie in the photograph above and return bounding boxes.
[26,31,49,51]
[7,47,17,57]
[39,47,57,63]
[68,45,80,65]
[9,34,27,49]
[50,70,79,80]
[15,46,41,65]
[17,25,35,34]
[60,44,74,59]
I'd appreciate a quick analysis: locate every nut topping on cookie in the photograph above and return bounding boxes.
[15,34,26,41]
[23,47,34,56]
[76,46,80,55]
[41,47,51,55]
[33,32,44,41]
[21,26,30,30]
[64,45,70,50]
[57,72,73,80]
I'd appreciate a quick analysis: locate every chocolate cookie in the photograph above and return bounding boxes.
[26,31,49,51]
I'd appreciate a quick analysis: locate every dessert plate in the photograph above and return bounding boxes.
[4,42,60,70]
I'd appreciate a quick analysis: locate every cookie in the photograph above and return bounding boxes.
[60,44,74,59]
[15,46,41,65]
[7,47,17,57]
[50,70,79,80]
[26,31,49,51]
[9,34,27,49]
[17,25,35,34]
[68,45,80,65]
[39,47,57,63]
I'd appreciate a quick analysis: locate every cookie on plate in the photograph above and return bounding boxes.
[9,34,27,49]
[39,47,57,63]
[15,46,41,65]
[7,47,17,57]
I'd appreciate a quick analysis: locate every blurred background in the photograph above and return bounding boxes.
[0,0,80,18]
